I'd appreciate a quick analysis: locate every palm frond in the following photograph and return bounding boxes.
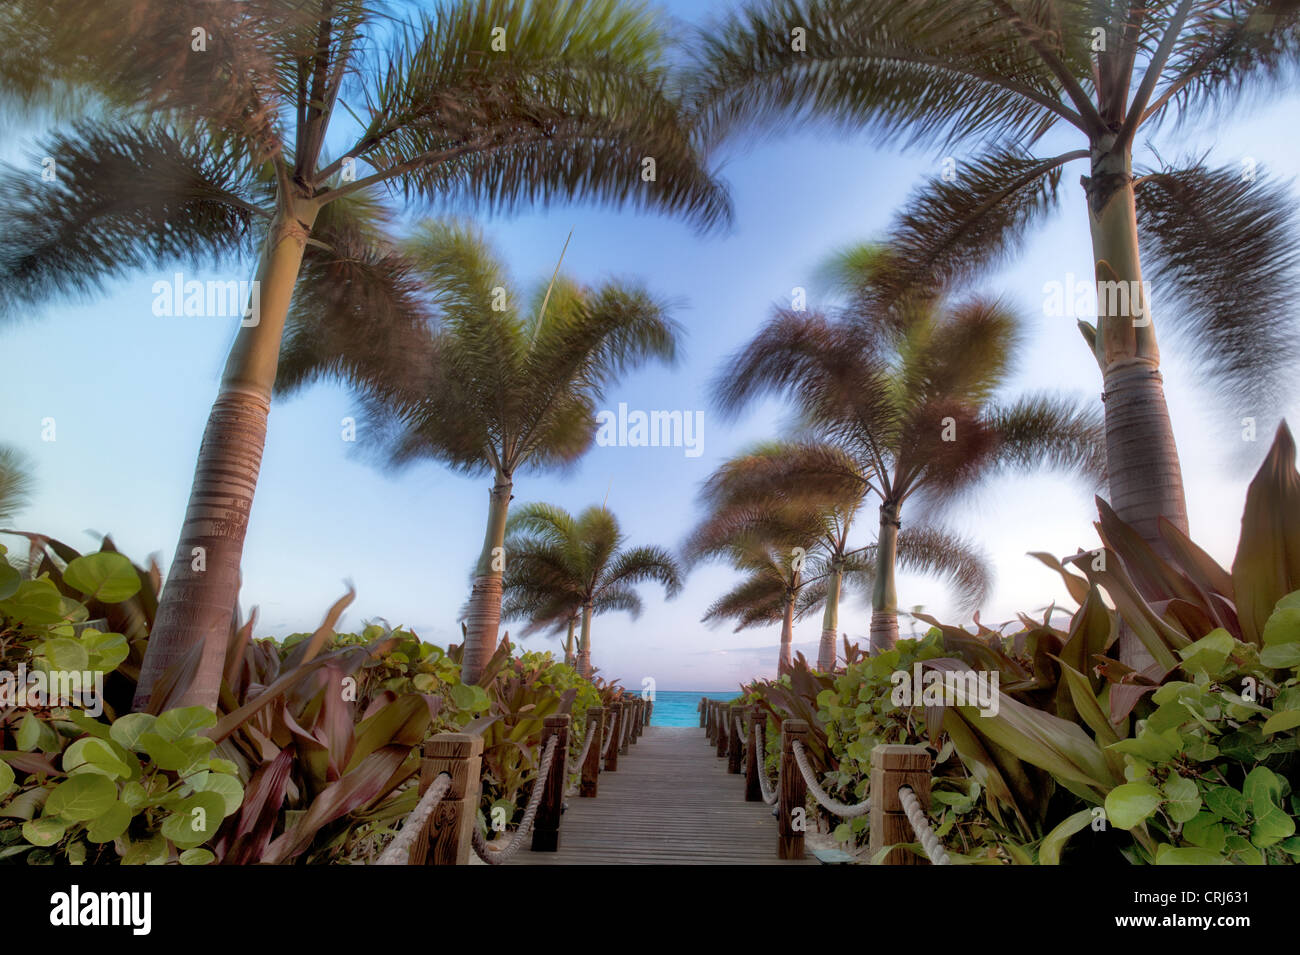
[1144,1,1300,128]
[895,523,992,613]
[690,0,1071,151]
[0,446,35,525]
[1135,160,1300,410]
[0,121,265,321]
[871,146,1076,307]
[983,392,1108,488]
[344,0,730,230]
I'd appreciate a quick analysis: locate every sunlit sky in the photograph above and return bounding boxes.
[3,1,1298,691]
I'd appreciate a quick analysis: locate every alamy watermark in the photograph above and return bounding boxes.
[0,666,104,717]
[1042,272,1152,325]
[890,664,999,717]
[595,402,704,458]
[151,272,261,326]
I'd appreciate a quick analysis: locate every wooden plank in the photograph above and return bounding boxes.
[510,727,815,865]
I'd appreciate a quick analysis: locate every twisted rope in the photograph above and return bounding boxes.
[471,734,560,865]
[752,725,778,806]
[898,785,951,865]
[374,772,452,865]
[565,719,599,797]
[789,739,870,819]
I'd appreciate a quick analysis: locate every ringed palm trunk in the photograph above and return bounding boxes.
[576,602,594,678]
[1086,142,1190,672]
[1086,142,1189,554]
[816,565,842,671]
[869,501,900,654]
[461,473,513,684]
[134,195,320,712]
[564,616,576,668]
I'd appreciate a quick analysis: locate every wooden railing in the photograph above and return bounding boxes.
[383,696,652,864]
[697,697,942,865]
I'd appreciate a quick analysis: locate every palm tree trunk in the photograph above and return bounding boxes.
[576,602,594,678]
[564,616,576,668]
[817,565,842,671]
[1085,144,1190,673]
[134,196,320,712]
[1085,144,1189,556]
[778,589,795,675]
[461,473,513,684]
[869,502,900,654]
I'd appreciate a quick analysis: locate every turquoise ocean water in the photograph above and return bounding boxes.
[648,690,742,727]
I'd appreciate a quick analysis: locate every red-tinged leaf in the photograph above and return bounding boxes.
[207,655,337,743]
[223,607,257,695]
[1232,422,1300,645]
[260,745,417,865]
[1095,497,1202,606]
[1158,517,1233,599]
[0,750,61,776]
[345,693,429,773]
[217,748,293,865]
[1027,551,1090,605]
[280,586,356,671]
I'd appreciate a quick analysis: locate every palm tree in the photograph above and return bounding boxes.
[713,246,1105,650]
[0,446,34,526]
[687,445,990,668]
[277,220,682,683]
[692,536,816,675]
[500,503,682,677]
[0,0,730,708]
[691,0,1300,560]
[690,443,990,669]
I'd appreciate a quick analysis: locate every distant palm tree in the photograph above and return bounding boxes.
[0,0,730,709]
[692,0,1300,560]
[690,443,989,669]
[713,246,1105,650]
[500,503,682,677]
[277,221,681,683]
[0,446,33,526]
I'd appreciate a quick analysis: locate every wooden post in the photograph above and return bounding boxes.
[727,705,742,774]
[869,744,933,866]
[629,699,641,744]
[604,702,622,772]
[699,697,708,729]
[530,714,570,852]
[715,702,728,758]
[645,699,653,727]
[704,699,714,742]
[778,718,809,860]
[620,700,632,755]
[411,732,483,865]
[744,706,762,802]
[581,706,603,797]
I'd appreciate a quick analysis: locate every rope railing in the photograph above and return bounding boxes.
[374,771,452,865]
[390,698,651,865]
[790,739,870,819]
[752,720,778,806]
[472,733,560,866]
[700,699,947,866]
[898,785,951,865]
[565,719,599,797]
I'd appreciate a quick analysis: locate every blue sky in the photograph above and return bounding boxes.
[2,1,1298,691]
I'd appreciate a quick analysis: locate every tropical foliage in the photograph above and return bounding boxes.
[711,243,1104,652]
[0,533,601,864]
[0,0,728,709]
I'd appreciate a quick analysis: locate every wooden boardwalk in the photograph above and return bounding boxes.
[511,725,814,865]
